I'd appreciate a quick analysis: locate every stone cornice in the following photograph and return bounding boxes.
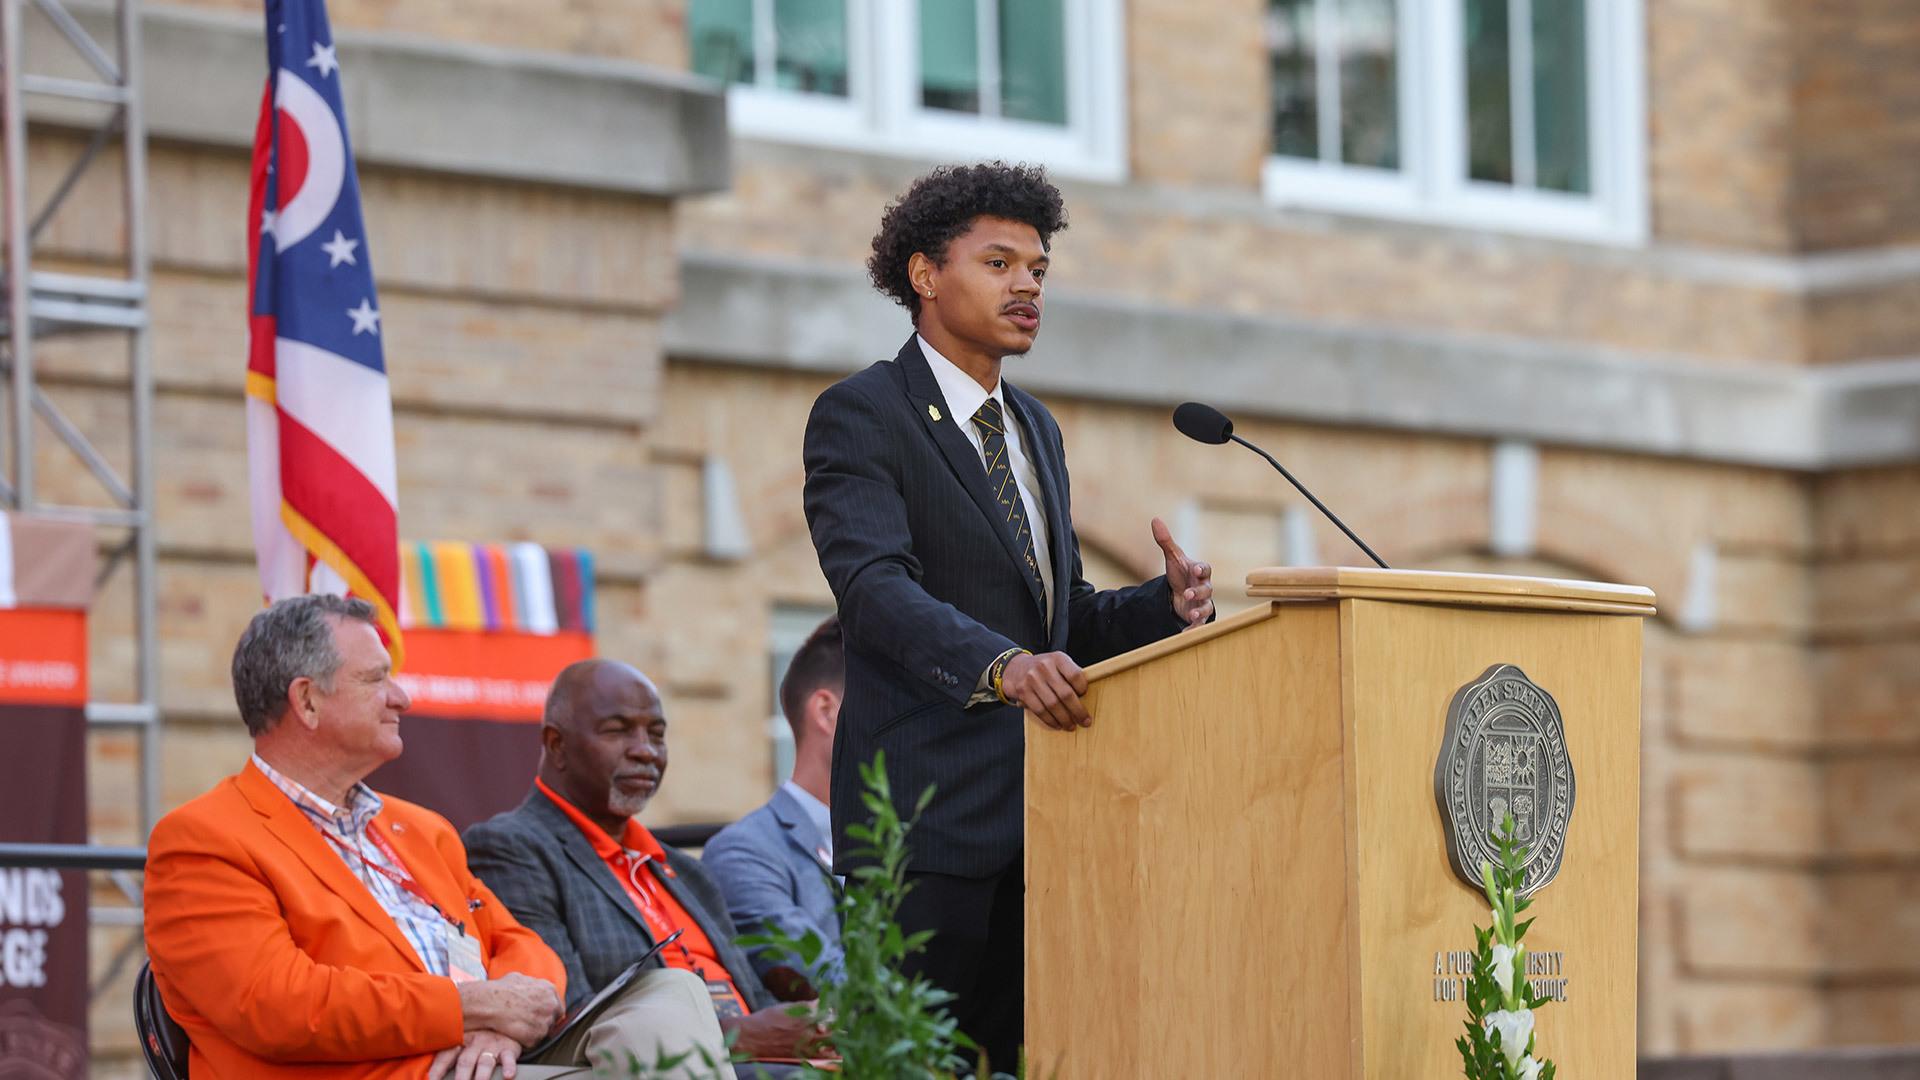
[664,251,1920,472]
[28,2,729,197]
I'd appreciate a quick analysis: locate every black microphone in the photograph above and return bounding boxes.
[1171,402,1390,569]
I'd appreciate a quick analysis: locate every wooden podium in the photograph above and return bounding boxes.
[1025,568,1654,1078]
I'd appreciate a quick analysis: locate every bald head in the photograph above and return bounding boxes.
[543,658,658,733]
[538,658,667,832]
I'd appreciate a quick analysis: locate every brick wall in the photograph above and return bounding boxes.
[173,0,688,68]
[1645,0,1796,252]
[680,144,1815,367]
[1786,0,1920,251]
[1126,0,1268,187]
[1812,468,1920,1042]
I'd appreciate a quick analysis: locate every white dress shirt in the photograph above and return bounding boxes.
[916,335,1056,614]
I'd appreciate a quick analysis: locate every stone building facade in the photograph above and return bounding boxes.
[21,0,1920,1069]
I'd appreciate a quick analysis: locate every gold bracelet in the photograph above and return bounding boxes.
[990,648,1030,705]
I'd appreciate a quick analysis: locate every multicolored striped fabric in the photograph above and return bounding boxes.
[397,542,594,633]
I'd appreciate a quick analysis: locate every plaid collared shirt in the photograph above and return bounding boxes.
[251,755,449,976]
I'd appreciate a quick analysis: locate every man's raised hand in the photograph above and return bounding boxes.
[1152,517,1215,631]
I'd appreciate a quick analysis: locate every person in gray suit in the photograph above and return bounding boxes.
[704,616,845,1000]
[464,660,829,1074]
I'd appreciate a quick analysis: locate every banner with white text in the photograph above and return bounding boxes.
[0,606,89,1079]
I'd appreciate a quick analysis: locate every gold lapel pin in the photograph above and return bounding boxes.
[927,404,943,422]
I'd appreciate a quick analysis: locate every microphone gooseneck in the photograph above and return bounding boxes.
[1171,402,1391,570]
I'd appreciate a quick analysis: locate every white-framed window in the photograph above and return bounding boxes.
[689,0,1127,181]
[765,604,836,786]
[1263,0,1647,244]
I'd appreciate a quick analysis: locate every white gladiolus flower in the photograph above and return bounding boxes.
[1519,1056,1543,1080]
[1482,1008,1534,1069]
[1489,943,1517,998]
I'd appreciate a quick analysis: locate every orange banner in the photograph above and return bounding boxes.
[394,629,593,722]
[0,609,87,708]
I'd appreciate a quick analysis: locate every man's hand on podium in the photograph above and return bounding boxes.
[1002,652,1092,730]
[1152,517,1215,631]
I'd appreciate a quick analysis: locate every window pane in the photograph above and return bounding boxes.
[1338,0,1398,168]
[768,606,833,786]
[689,0,755,86]
[1464,0,1513,183]
[774,0,850,96]
[921,0,982,114]
[1268,0,1318,159]
[999,0,1067,125]
[1532,0,1589,193]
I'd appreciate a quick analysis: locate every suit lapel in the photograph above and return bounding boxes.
[1004,384,1072,636]
[895,337,1048,616]
[236,765,431,973]
[528,792,656,942]
[769,788,831,872]
[382,812,472,937]
[650,851,762,1004]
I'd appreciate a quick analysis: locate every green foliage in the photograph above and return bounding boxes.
[1454,814,1558,1080]
[615,752,1058,1079]
[593,1039,731,1078]
[739,750,975,1079]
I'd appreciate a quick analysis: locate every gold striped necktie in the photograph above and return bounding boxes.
[971,398,1046,600]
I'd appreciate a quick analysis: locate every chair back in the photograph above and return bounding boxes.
[134,959,190,1079]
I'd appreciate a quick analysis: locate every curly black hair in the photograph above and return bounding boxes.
[867,161,1068,320]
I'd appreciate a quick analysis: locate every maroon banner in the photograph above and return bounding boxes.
[0,704,89,1079]
[368,628,594,833]
[367,716,546,835]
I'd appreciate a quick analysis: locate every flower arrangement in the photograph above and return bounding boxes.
[1456,813,1557,1080]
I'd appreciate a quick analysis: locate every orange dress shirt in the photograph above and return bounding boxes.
[143,761,565,1079]
[534,778,749,1016]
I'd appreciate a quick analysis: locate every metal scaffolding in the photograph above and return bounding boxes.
[0,0,159,845]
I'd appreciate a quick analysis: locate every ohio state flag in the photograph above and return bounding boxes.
[245,0,402,661]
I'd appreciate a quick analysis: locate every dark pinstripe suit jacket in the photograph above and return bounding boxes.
[803,336,1185,878]
[463,787,776,1015]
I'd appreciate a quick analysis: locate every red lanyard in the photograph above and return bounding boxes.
[324,823,451,923]
[617,852,745,1014]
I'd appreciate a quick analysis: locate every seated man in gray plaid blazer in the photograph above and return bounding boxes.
[466,660,830,1074]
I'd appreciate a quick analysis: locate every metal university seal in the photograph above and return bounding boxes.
[1434,664,1574,896]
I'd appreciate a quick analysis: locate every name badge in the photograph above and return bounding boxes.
[446,923,487,984]
[707,979,747,1020]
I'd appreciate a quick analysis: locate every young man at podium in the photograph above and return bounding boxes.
[801,162,1215,1067]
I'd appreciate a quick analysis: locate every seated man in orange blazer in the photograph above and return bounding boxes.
[144,595,733,1080]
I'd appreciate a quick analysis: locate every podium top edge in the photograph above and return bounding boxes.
[1242,566,1658,616]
